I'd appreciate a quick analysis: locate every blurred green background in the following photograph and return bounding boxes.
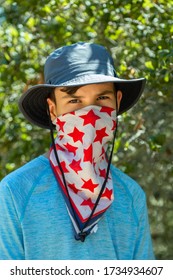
[0,0,172,259]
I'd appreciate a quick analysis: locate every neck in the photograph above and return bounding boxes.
[43,151,49,158]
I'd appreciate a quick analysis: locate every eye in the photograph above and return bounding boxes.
[68,98,80,104]
[97,95,109,100]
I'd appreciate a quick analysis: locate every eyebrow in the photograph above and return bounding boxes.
[96,90,114,96]
[61,89,115,99]
[61,93,82,99]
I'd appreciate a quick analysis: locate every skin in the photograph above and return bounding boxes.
[47,82,122,122]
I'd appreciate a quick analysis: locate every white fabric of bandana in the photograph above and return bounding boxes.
[49,105,117,237]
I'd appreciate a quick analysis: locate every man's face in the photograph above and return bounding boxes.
[47,82,122,122]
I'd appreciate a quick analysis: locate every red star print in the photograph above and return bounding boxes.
[83,144,93,163]
[81,179,99,193]
[99,168,106,178]
[68,183,80,194]
[54,144,65,152]
[101,188,113,200]
[93,161,96,169]
[99,147,105,157]
[60,161,69,173]
[63,143,78,155]
[69,159,82,174]
[94,127,108,144]
[98,168,111,180]
[80,110,100,127]
[68,127,84,143]
[81,198,95,210]
[59,135,64,140]
[112,120,117,131]
[62,111,75,117]
[56,119,66,132]
[54,165,61,175]
[100,107,114,116]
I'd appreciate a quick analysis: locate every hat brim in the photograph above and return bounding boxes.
[19,75,146,129]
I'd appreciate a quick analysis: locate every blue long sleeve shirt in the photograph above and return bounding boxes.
[0,155,155,260]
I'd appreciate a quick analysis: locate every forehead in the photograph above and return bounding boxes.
[55,82,115,96]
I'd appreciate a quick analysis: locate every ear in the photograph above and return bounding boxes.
[47,98,57,122]
[117,90,122,111]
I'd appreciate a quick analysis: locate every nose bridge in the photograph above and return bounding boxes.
[83,91,97,107]
[85,99,97,107]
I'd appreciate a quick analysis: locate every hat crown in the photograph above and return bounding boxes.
[44,42,116,85]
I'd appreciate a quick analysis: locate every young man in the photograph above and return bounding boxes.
[0,42,155,259]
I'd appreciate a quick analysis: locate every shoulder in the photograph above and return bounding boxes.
[0,155,50,189]
[111,164,145,198]
[110,164,146,224]
[0,155,52,220]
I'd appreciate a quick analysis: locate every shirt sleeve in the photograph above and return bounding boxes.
[0,181,25,260]
[133,193,155,260]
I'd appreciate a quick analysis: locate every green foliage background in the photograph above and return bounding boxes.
[0,0,172,259]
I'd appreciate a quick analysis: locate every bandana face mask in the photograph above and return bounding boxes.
[49,105,117,241]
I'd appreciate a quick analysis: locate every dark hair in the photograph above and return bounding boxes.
[48,88,56,103]
[61,86,82,95]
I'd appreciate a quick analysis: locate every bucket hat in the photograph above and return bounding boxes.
[19,42,146,129]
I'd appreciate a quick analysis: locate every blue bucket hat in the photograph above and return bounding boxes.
[19,42,146,129]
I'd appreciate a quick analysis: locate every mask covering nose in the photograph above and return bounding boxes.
[49,105,118,241]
